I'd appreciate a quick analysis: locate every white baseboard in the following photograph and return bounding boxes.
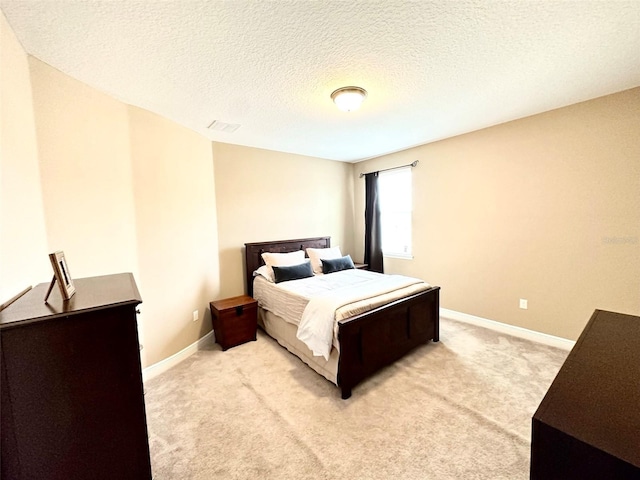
[142,331,214,382]
[440,308,575,351]
[142,310,573,381]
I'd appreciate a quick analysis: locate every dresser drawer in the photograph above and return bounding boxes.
[210,296,258,351]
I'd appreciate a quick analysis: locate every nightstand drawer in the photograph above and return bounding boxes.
[210,295,258,351]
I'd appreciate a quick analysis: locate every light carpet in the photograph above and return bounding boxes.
[144,317,568,479]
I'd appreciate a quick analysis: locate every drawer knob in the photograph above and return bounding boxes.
[235,305,244,316]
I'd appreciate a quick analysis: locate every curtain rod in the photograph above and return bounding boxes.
[359,160,419,178]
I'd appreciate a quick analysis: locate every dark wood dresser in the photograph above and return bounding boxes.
[1,273,152,480]
[531,309,640,479]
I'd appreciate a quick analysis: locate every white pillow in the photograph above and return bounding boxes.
[253,265,274,283]
[261,250,306,267]
[261,250,306,279]
[306,246,342,275]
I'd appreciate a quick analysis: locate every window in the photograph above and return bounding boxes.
[378,167,412,258]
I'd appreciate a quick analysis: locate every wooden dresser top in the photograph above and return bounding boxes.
[534,309,640,468]
[0,272,141,329]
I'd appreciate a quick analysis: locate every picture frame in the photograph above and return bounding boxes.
[46,251,76,301]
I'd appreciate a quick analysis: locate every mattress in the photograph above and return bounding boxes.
[253,269,431,359]
[254,269,429,329]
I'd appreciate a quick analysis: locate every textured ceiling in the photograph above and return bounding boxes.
[2,1,639,162]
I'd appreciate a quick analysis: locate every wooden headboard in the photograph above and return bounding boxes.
[244,236,331,296]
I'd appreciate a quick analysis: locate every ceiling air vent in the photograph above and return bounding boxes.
[207,120,241,133]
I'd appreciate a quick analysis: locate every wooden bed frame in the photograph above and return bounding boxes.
[244,236,440,399]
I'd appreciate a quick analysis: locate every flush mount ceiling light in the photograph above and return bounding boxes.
[331,86,367,112]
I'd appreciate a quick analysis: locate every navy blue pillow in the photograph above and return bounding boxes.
[272,261,314,283]
[321,255,355,274]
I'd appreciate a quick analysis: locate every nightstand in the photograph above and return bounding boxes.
[209,295,258,351]
[354,263,369,270]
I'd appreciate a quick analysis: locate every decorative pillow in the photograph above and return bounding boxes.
[253,265,274,283]
[272,261,314,284]
[261,250,306,278]
[321,254,355,274]
[261,250,305,267]
[306,246,342,274]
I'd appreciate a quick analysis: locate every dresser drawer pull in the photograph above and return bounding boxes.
[235,305,244,316]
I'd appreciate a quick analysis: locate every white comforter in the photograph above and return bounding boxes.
[254,269,429,361]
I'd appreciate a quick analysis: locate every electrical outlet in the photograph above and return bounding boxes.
[192,310,199,322]
[519,299,528,310]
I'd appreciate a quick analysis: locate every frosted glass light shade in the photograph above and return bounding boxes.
[331,86,367,112]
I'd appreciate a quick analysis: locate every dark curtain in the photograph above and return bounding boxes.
[364,172,384,273]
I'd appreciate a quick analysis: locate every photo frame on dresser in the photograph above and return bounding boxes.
[45,250,76,302]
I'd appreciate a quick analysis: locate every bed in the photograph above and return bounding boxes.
[244,236,440,399]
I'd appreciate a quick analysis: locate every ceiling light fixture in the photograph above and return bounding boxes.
[331,86,367,112]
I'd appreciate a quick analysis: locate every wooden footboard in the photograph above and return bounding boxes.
[336,286,440,399]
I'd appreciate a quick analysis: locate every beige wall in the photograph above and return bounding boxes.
[129,106,219,366]
[2,11,220,366]
[213,142,355,298]
[0,12,49,303]
[28,57,139,278]
[354,88,640,340]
